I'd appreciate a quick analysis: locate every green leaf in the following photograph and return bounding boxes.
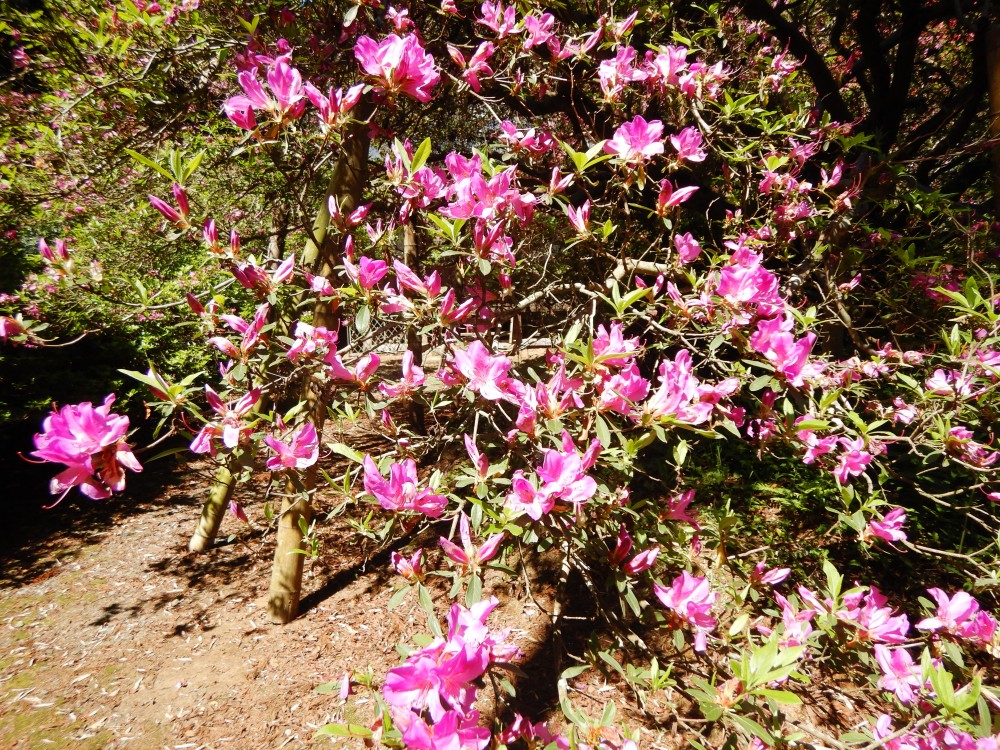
[466,573,483,606]
[728,714,774,746]
[617,286,651,312]
[756,688,802,705]
[388,585,411,609]
[410,137,432,173]
[355,304,371,335]
[418,584,442,637]
[594,414,611,447]
[314,723,372,739]
[326,442,365,464]
[183,150,205,182]
[125,148,174,182]
[598,651,625,677]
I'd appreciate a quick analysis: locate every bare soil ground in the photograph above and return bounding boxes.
[0,430,570,750]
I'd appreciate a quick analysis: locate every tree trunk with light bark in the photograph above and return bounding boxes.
[266,109,371,624]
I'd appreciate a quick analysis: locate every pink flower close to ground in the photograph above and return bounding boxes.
[190,387,261,456]
[263,422,319,471]
[643,350,714,425]
[439,513,504,571]
[31,394,142,503]
[654,570,717,651]
[355,33,441,102]
[446,340,515,401]
[917,588,998,646]
[362,455,447,518]
[873,645,924,704]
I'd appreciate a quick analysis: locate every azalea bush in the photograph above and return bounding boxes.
[4,0,1000,748]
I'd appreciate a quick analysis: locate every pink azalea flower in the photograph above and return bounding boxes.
[362,455,447,518]
[670,126,707,162]
[593,322,641,368]
[873,645,924,704]
[673,232,701,264]
[917,588,998,645]
[212,303,270,362]
[657,179,699,214]
[833,437,873,484]
[536,447,598,505]
[447,341,514,401]
[38,237,69,262]
[31,394,142,503]
[522,12,556,49]
[504,471,553,520]
[604,115,664,165]
[498,714,558,747]
[343,256,389,291]
[190,387,260,455]
[566,200,590,235]
[438,288,478,326]
[386,5,412,31]
[439,513,504,570]
[664,489,701,529]
[395,709,490,750]
[392,548,425,583]
[623,546,660,575]
[795,423,837,464]
[548,166,574,194]
[478,1,518,37]
[715,249,783,312]
[228,500,248,524]
[644,350,714,425]
[608,525,634,566]
[393,260,442,299]
[596,362,650,415]
[0,315,28,344]
[223,59,306,128]
[148,193,183,225]
[598,46,646,100]
[750,561,790,587]
[772,592,815,648]
[864,507,907,544]
[645,45,689,87]
[303,82,364,130]
[464,434,489,479]
[654,571,717,651]
[354,34,441,102]
[838,586,910,644]
[891,397,917,424]
[945,426,998,468]
[263,422,319,471]
[266,58,305,112]
[379,350,425,399]
[325,351,381,387]
[447,42,495,93]
[286,322,339,362]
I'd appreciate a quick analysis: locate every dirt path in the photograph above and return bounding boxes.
[0,459,452,750]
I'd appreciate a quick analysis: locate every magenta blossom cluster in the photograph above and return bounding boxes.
[355,33,440,103]
[383,598,519,749]
[362,455,447,518]
[31,394,142,503]
[655,571,718,652]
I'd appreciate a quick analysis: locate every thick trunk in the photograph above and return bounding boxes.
[187,463,236,553]
[267,109,371,624]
